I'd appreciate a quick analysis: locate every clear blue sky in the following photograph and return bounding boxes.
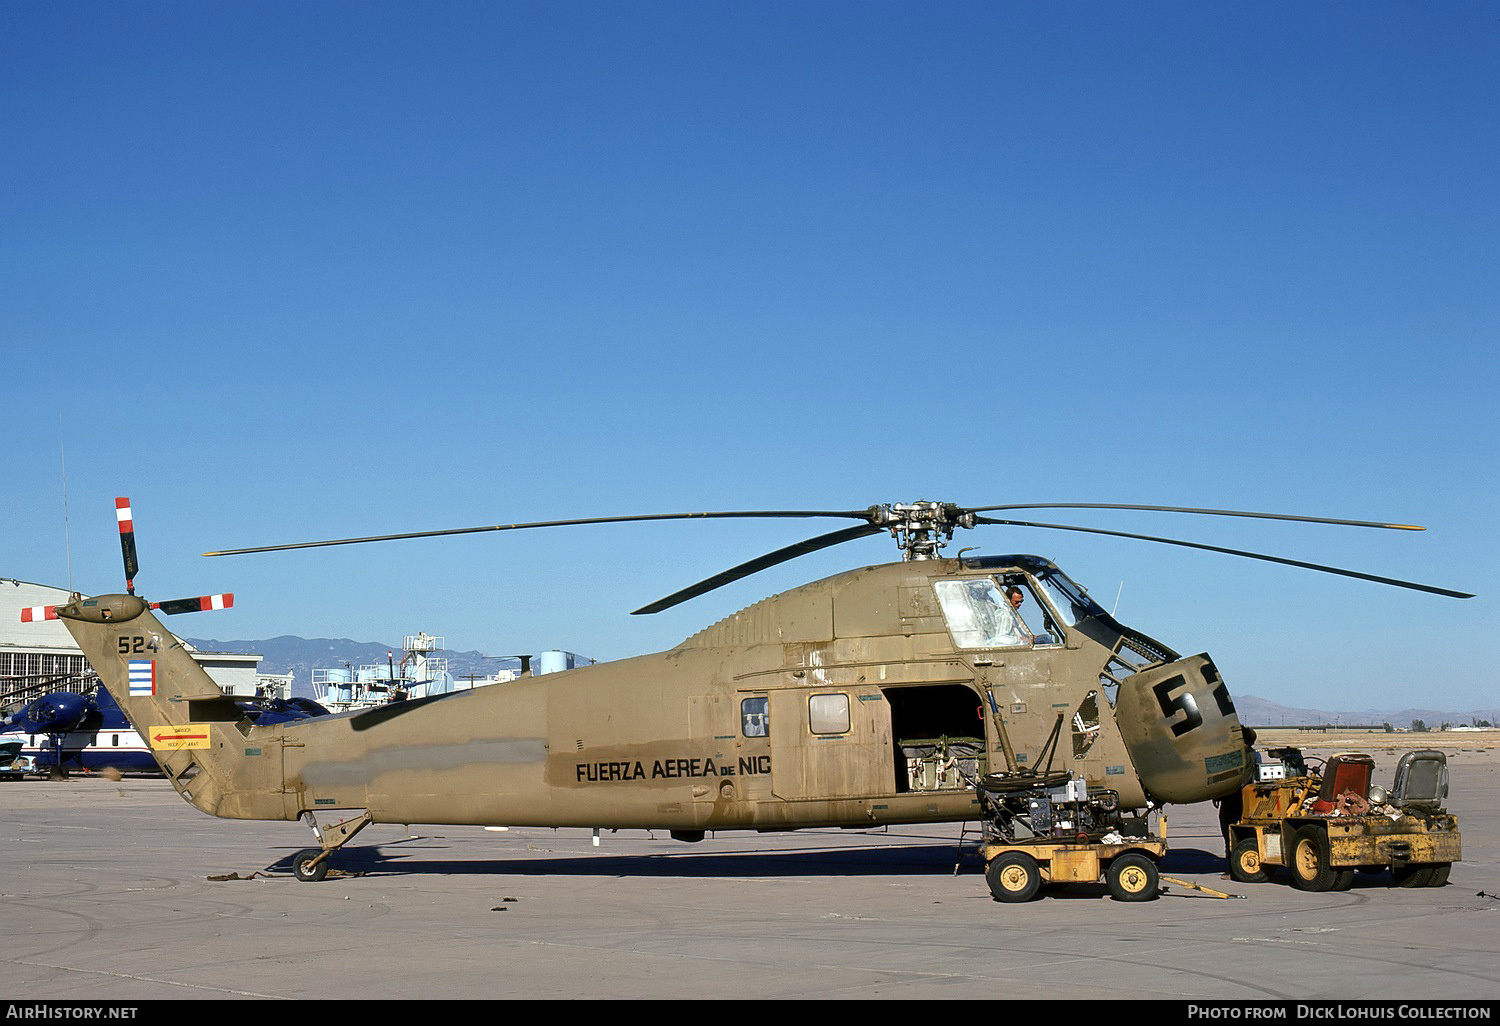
[4,1,1496,715]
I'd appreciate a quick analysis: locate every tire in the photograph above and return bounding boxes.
[1229,837,1268,884]
[1393,863,1435,888]
[1330,868,1356,891]
[1106,853,1160,902]
[292,847,329,883]
[1427,863,1451,887]
[986,852,1042,903]
[1289,827,1337,892]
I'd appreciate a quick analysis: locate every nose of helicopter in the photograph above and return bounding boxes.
[1113,654,1254,804]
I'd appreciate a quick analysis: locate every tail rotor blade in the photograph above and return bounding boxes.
[151,594,235,615]
[116,497,140,594]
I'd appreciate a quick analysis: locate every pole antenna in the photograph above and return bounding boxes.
[59,414,73,592]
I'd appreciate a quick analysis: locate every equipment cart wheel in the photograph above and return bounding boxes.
[1289,827,1337,892]
[292,848,330,883]
[985,851,1042,903]
[1106,853,1159,901]
[1229,837,1268,884]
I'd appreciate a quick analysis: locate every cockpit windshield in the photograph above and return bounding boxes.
[1030,565,1103,627]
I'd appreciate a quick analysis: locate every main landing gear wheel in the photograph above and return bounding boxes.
[1106,853,1160,902]
[292,848,330,883]
[1289,827,1338,892]
[1229,837,1268,884]
[986,852,1042,903]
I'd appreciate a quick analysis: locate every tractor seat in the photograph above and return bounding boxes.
[1310,753,1374,813]
[1392,749,1449,810]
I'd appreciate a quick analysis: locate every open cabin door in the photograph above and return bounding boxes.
[768,688,894,801]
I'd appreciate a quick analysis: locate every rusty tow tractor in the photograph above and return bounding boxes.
[1224,747,1461,891]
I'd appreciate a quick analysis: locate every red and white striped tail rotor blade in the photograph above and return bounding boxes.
[19,605,58,622]
[151,593,234,615]
[116,496,140,594]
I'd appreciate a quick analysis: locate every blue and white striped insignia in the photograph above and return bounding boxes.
[128,659,155,696]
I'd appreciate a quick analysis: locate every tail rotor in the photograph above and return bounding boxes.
[17,498,233,624]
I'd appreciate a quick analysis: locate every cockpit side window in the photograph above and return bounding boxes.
[934,579,1030,649]
[935,576,1067,649]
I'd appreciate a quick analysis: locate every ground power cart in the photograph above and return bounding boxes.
[976,772,1165,902]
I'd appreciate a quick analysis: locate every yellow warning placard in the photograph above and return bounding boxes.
[149,725,212,750]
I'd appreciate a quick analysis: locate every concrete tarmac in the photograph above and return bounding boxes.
[2,739,1497,1001]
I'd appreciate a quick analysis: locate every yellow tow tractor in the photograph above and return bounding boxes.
[1224,747,1461,891]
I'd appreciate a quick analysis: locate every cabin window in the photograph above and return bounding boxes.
[934,579,1031,648]
[808,694,850,735]
[1072,691,1101,758]
[741,696,768,737]
[111,734,120,747]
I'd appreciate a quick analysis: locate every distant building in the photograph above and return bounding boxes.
[0,579,285,702]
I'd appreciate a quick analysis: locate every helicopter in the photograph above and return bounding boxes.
[29,498,1471,881]
[0,678,153,777]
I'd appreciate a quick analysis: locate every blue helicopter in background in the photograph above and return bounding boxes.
[1,679,328,778]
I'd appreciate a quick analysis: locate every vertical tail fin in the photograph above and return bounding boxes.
[52,593,293,820]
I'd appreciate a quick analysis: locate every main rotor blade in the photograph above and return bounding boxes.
[973,517,1473,598]
[966,503,1424,531]
[204,509,871,556]
[632,523,885,615]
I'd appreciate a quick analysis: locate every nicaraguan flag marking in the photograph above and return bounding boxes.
[128,660,155,696]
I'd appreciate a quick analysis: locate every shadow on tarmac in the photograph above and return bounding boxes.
[267,839,1234,881]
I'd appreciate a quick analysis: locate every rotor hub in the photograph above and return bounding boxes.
[867,502,974,560]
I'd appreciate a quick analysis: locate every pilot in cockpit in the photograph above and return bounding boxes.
[1005,586,1036,644]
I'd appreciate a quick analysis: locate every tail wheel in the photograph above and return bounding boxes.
[1289,827,1337,892]
[1229,837,1268,884]
[1106,853,1160,902]
[1393,863,1435,888]
[985,852,1042,903]
[292,848,330,883]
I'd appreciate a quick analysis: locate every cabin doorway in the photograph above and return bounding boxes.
[883,684,988,793]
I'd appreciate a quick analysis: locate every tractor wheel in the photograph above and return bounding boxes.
[1229,837,1268,884]
[1427,863,1452,887]
[1289,827,1337,892]
[1393,863,1435,888]
[292,848,330,883]
[1106,853,1160,902]
[985,852,1042,903]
